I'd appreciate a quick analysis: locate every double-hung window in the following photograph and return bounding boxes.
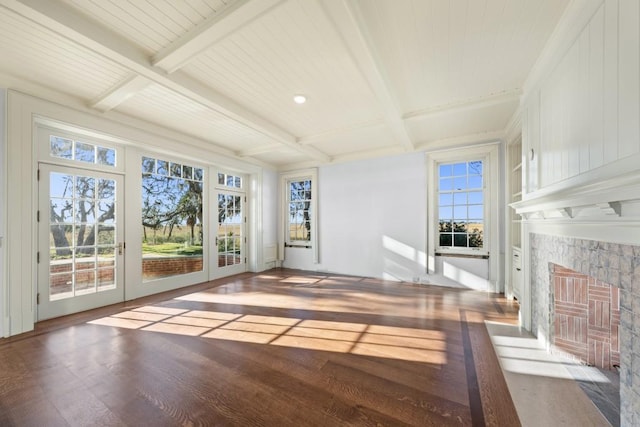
[438,160,484,251]
[280,168,318,262]
[428,145,498,260]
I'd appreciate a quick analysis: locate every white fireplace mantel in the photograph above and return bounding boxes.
[511,169,640,222]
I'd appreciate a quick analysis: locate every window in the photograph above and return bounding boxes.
[438,160,484,250]
[141,156,204,281]
[287,179,312,244]
[50,135,116,167]
[218,172,242,189]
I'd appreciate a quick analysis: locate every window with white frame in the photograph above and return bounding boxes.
[427,145,497,260]
[287,178,312,245]
[438,160,484,251]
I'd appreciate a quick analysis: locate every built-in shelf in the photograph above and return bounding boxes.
[507,136,523,300]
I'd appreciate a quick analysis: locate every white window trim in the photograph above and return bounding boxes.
[426,144,501,289]
[279,168,318,263]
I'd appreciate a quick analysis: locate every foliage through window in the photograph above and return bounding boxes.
[438,161,484,250]
[50,135,116,167]
[48,172,117,300]
[288,179,312,243]
[141,157,204,280]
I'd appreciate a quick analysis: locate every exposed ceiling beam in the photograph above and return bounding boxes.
[2,0,330,163]
[320,0,414,152]
[237,143,285,157]
[90,74,151,112]
[153,0,285,73]
[403,89,522,120]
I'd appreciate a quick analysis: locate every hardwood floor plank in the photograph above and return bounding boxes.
[0,268,520,426]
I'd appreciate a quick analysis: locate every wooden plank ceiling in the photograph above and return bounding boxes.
[0,0,569,169]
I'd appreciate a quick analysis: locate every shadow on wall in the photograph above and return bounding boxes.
[435,257,489,290]
[381,235,426,282]
[381,235,489,290]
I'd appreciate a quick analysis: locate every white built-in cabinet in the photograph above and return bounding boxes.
[506,137,523,300]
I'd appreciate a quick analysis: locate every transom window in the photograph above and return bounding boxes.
[218,172,242,189]
[438,160,484,250]
[50,135,116,167]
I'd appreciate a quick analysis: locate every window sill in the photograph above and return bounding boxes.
[435,252,489,259]
[285,243,312,249]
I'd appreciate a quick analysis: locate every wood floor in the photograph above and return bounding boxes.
[0,269,521,426]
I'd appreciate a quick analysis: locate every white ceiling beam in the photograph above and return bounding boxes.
[2,0,330,163]
[153,0,285,73]
[403,89,522,120]
[237,143,285,157]
[320,0,414,152]
[90,75,151,112]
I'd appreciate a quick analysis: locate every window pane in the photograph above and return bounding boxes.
[468,191,483,204]
[468,205,483,218]
[142,157,203,281]
[183,165,193,180]
[453,193,467,205]
[50,136,73,159]
[75,142,95,163]
[453,233,468,247]
[468,175,482,189]
[97,147,116,166]
[469,233,483,248]
[156,160,168,175]
[439,193,452,206]
[453,163,467,176]
[469,161,483,175]
[453,206,467,219]
[234,176,241,188]
[439,220,452,232]
[439,206,452,220]
[439,164,452,177]
[194,168,203,181]
[453,177,466,190]
[439,234,452,246]
[170,162,182,177]
[440,178,453,191]
[142,157,155,174]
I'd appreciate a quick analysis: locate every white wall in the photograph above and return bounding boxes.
[0,88,5,337]
[318,152,427,281]
[282,151,494,288]
[522,0,640,197]
[284,152,427,278]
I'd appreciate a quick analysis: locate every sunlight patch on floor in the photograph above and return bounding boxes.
[89,304,448,364]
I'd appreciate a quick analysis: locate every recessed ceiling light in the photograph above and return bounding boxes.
[293,94,307,104]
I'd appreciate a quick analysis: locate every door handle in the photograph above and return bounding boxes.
[118,242,124,255]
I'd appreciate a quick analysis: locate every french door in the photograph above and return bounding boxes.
[213,190,246,278]
[37,163,124,320]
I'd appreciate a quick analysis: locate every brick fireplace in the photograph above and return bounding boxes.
[551,264,620,370]
[528,233,640,426]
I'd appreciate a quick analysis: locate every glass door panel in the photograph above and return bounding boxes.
[39,164,124,320]
[214,191,246,276]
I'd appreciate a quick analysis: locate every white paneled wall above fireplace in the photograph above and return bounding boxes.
[521,0,640,199]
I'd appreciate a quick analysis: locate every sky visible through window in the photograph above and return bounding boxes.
[438,161,484,249]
